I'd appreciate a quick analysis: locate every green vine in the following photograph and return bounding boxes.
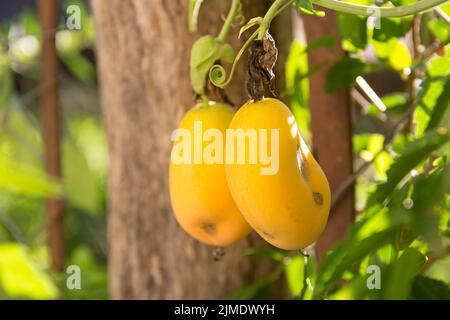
[207,0,447,90]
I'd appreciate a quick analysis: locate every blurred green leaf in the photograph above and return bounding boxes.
[410,276,450,299]
[301,35,335,53]
[428,19,450,44]
[0,153,61,198]
[365,92,408,116]
[325,56,371,92]
[284,255,304,297]
[373,17,412,42]
[0,243,58,299]
[19,11,41,36]
[414,50,450,136]
[60,52,95,83]
[338,13,367,52]
[383,248,427,299]
[388,40,411,71]
[315,228,399,297]
[286,40,311,143]
[63,140,102,214]
[228,276,274,300]
[293,0,325,17]
[244,247,285,261]
[368,129,450,205]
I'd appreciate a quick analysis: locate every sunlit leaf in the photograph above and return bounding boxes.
[368,129,450,205]
[0,153,61,198]
[338,13,367,52]
[0,243,58,299]
[284,255,304,297]
[383,248,427,299]
[388,40,411,71]
[414,50,450,137]
[293,0,325,17]
[285,40,311,143]
[428,19,450,44]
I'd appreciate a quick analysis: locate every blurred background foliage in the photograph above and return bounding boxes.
[0,0,107,299]
[0,0,449,299]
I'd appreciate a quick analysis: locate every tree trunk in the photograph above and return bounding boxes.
[91,0,291,299]
[302,10,355,260]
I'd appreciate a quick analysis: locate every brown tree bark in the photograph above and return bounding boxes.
[302,11,355,260]
[91,0,291,299]
[38,0,64,272]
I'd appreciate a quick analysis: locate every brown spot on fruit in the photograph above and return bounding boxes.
[313,192,323,205]
[262,230,275,239]
[201,223,216,236]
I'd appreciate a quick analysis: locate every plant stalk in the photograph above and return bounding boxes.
[217,0,241,43]
[311,0,447,17]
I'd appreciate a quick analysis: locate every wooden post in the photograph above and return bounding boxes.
[303,10,355,260]
[37,0,64,271]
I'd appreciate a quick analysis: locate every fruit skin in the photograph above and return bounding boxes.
[225,98,330,250]
[169,102,251,246]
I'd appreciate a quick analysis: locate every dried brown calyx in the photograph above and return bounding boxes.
[246,32,278,101]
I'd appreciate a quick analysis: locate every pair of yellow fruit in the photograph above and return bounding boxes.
[169,98,330,250]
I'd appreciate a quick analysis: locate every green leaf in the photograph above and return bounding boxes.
[388,40,411,71]
[60,52,95,83]
[190,36,234,95]
[410,163,450,250]
[325,57,371,92]
[244,247,285,261]
[364,92,408,116]
[293,0,325,17]
[428,19,450,44]
[411,276,450,299]
[368,129,450,205]
[301,35,335,53]
[285,40,311,143]
[188,0,204,32]
[373,17,412,42]
[315,228,399,297]
[63,140,102,214]
[228,276,274,300]
[338,13,367,52]
[383,248,427,299]
[0,243,58,299]
[284,256,304,297]
[0,154,62,198]
[414,51,450,136]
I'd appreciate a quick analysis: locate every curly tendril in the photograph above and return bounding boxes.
[209,29,259,88]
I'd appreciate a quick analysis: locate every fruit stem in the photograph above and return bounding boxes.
[217,0,241,43]
[258,0,288,40]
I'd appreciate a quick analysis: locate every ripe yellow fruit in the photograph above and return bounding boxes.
[169,102,251,246]
[225,98,330,250]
